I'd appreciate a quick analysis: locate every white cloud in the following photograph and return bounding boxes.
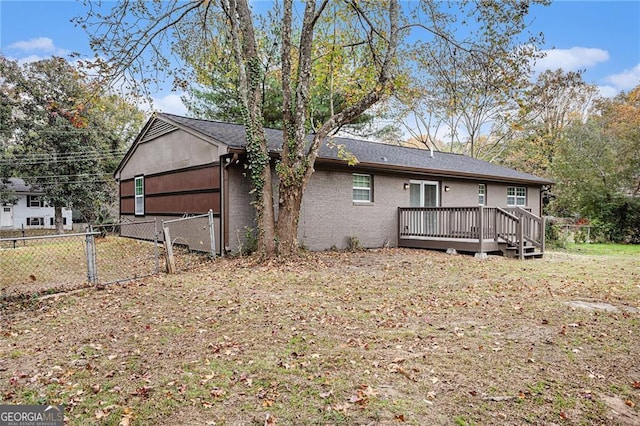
[8,37,56,52]
[597,85,619,99]
[7,37,69,57]
[148,93,187,116]
[605,63,640,91]
[534,47,609,72]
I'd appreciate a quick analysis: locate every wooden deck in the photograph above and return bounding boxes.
[398,206,545,259]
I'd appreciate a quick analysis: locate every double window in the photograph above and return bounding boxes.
[134,176,145,215]
[27,217,44,226]
[352,174,372,203]
[507,186,526,207]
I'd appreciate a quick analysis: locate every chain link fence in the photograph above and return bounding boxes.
[162,211,216,272]
[90,220,162,285]
[1,221,164,302]
[1,214,217,303]
[1,233,95,301]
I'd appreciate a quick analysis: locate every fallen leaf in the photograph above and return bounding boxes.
[210,387,225,398]
[319,390,333,399]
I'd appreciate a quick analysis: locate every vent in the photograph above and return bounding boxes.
[141,120,177,143]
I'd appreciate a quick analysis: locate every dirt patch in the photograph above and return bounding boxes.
[566,300,639,313]
[601,394,640,425]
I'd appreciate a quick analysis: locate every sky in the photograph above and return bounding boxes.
[1,0,639,117]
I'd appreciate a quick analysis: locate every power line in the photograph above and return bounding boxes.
[10,173,114,180]
[0,150,127,166]
[4,148,126,160]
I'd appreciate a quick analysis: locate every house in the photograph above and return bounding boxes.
[0,178,73,231]
[114,113,553,258]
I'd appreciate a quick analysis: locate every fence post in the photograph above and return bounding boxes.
[163,224,176,274]
[208,209,216,258]
[85,232,97,284]
[153,219,160,273]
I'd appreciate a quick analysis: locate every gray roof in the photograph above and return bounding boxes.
[159,113,552,185]
[2,177,41,194]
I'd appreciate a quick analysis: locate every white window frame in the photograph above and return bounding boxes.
[134,176,145,215]
[409,180,439,207]
[27,195,42,208]
[478,184,486,206]
[507,186,526,207]
[352,173,372,203]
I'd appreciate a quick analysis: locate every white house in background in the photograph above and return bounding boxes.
[0,178,73,231]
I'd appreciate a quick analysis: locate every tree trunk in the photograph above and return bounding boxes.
[275,181,305,256]
[257,160,277,256]
[54,205,64,234]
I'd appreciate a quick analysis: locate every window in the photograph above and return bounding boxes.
[27,217,44,226]
[478,184,486,206]
[134,176,144,215]
[49,218,68,226]
[507,186,526,207]
[352,174,372,203]
[27,195,42,207]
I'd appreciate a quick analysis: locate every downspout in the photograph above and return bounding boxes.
[221,153,239,256]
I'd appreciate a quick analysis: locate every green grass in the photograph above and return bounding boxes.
[563,242,640,255]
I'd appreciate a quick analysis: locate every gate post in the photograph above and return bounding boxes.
[85,232,97,284]
[153,219,160,273]
[208,209,216,257]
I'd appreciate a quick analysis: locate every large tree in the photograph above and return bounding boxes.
[598,85,640,197]
[545,84,640,242]
[0,56,144,230]
[503,69,599,177]
[77,0,545,257]
[400,0,547,160]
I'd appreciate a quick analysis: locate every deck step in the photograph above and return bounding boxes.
[499,242,543,259]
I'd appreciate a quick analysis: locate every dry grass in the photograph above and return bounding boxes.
[0,248,638,425]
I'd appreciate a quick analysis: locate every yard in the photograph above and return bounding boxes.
[0,247,638,425]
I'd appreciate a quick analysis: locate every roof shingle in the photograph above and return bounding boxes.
[159,113,552,185]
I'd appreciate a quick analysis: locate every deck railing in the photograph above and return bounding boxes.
[398,206,544,258]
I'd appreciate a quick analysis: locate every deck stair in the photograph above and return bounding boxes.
[498,240,544,259]
[494,207,545,260]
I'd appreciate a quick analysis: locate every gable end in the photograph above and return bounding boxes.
[141,120,177,143]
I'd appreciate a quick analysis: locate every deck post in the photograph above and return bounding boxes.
[477,206,484,255]
[397,207,401,244]
[541,215,546,255]
[518,218,524,260]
